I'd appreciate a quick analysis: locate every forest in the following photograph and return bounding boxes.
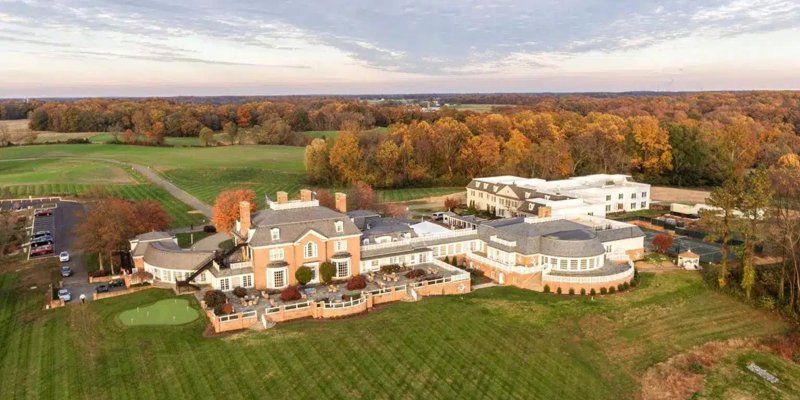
[1,91,799,188]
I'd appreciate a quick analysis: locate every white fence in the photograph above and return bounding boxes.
[360,229,477,251]
[265,300,312,315]
[322,296,366,309]
[465,251,540,275]
[216,309,257,323]
[366,284,407,296]
[543,265,634,284]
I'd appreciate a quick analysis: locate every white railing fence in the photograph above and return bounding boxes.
[322,296,366,309]
[360,229,477,251]
[543,265,634,284]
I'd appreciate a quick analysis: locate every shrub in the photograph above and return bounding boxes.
[556,287,562,294]
[221,303,234,315]
[600,287,607,295]
[568,288,575,295]
[580,288,586,296]
[609,286,616,294]
[380,264,402,274]
[652,233,674,254]
[630,278,639,288]
[295,266,313,286]
[280,286,302,301]
[320,262,336,284]
[622,282,630,290]
[543,285,550,293]
[232,287,247,298]
[450,257,458,267]
[405,269,426,279]
[203,290,227,309]
[617,283,624,292]
[590,288,597,296]
[346,275,367,290]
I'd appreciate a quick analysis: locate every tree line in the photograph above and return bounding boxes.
[306,103,799,188]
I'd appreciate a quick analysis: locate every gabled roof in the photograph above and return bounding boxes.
[679,250,700,259]
[249,206,360,246]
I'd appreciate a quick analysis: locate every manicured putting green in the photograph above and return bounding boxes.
[118,298,199,326]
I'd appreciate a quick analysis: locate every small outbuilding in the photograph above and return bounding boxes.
[678,250,701,270]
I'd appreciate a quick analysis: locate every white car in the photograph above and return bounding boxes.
[59,251,70,262]
[57,288,72,302]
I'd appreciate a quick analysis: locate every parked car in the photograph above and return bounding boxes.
[57,288,71,302]
[95,284,109,293]
[109,279,125,288]
[60,265,73,277]
[31,239,53,247]
[35,209,53,217]
[203,225,217,233]
[30,246,53,256]
[33,234,52,241]
[432,212,445,220]
[59,251,70,262]
[33,230,51,238]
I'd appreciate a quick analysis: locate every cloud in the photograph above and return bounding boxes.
[1,0,799,75]
[55,49,309,68]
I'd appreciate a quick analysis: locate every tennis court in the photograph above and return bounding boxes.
[642,228,734,263]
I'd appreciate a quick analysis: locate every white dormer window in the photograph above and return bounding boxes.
[334,221,343,233]
[271,228,280,241]
[304,242,318,259]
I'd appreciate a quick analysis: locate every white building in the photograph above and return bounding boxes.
[466,174,651,218]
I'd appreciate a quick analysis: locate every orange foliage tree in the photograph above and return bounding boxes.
[212,189,256,232]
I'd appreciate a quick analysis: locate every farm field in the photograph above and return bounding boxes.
[301,126,389,140]
[448,103,513,112]
[0,270,791,399]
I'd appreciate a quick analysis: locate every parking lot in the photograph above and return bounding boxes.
[4,198,127,304]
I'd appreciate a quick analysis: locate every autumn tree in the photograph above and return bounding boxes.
[444,197,459,211]
[651,234,674,254]
[347,181,375,211]
[329,130,365,184]
[223,121,239,145]
[304,138,332,185]
[212,189,256,232]
[374,139,401,187]
[627,116,672,177]
[736,168,773,299]
[74,198,170,274]
[700,179,742,288]
[382,203,408,218]
[501,130,531,175]
[199,127,215,146]
[315,188,335,209]
[767,163,800,309]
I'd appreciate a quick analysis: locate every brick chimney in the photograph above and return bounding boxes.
[335,192,347,214]
[537,206,552,218]
[300,189,312,202]
[276,191,288,204]
[239,201,251,237]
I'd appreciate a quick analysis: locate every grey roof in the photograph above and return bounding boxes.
[361,245,432,260]
[209,266,253,278]
[361,217,415,240]
[479,218,643,256]
[249,206,361,246]
[347,210,380,218]
[142,240,214,271]
[135,231,174,241]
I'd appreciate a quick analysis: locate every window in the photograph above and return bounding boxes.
[220,278,230,291]
[269,248,284,261]
[580,259,587,269]
[334,221,343,233]
[307,265,318,282]
[242,275,253,288]
[570,259,578,270]
[304,242,318,259]
[617,204,624,210]
[270,228,280,241]
[560,259,567,269]
[618,193,623,199]
[605,205,611,212]
[272,269,286,288]
[641,201,647,208]
[589,258,595,268]
[334,260,350,278]
[605,195,611,201]
[642,192,647,198]
[631,202,636,209]
[335,240,347,252]
[631,193,636,199]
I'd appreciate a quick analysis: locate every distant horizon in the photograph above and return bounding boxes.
[3,88,800,102]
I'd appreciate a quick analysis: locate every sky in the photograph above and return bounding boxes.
[1,0,799,97]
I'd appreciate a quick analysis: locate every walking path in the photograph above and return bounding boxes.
[0,157,213,218]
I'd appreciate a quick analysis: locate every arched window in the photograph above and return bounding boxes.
[304,241,318,259]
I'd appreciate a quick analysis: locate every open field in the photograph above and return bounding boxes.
[448,104,513,112]
[0,269,791,399]
[0,159,204,228]
[651,186,711,204]
[377,186,463,202]
[0,119,106,143]
[302,126,389,141]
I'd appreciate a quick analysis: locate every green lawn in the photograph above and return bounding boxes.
[377,186,463,202]
[302,127,389,141]
[698,350,800,399]
[118,298,199,326]
[0,270,791,399]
